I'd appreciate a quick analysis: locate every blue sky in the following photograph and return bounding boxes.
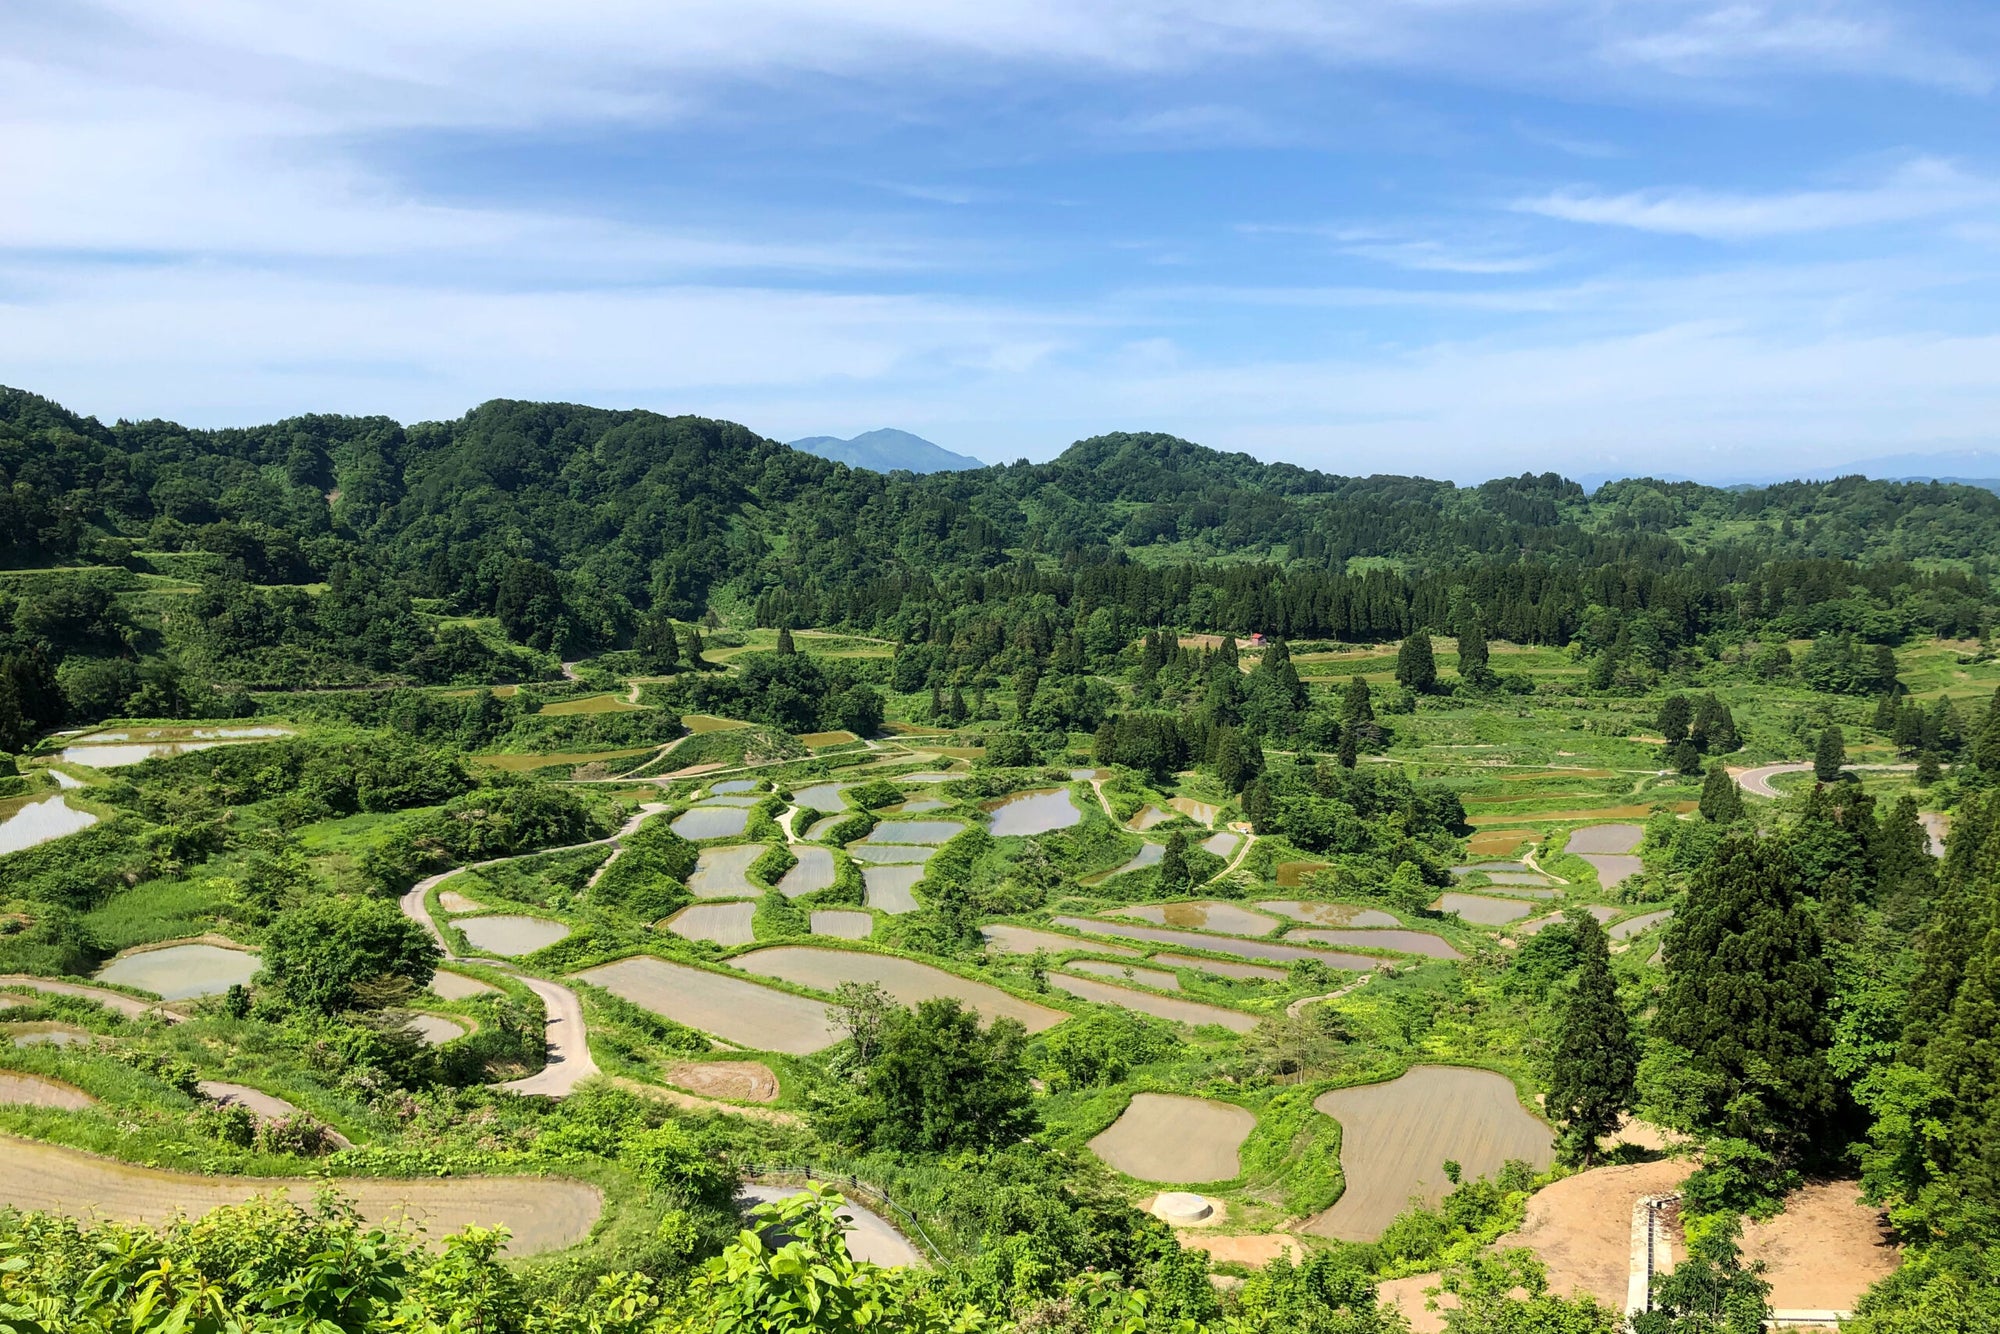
[4,2,1999,482]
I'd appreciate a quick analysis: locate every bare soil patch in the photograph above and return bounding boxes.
[665,1060,779,1103]
[0,1135,600,1256]
[1177,1233,1303,1267]
[1378,1274,1453,1333]
[1500,1158,1692,1305]
[1739,1179,1901,1313]
[1306,1066,1553,1242]
[1089,1093,1255,1183]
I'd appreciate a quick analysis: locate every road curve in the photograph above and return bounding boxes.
[0,974,181,1023]
[395,802,665,1097]
[1732,761,1915,799]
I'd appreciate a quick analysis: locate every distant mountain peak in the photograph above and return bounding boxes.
[788,428,984,475]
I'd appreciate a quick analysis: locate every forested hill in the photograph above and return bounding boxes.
[4,386,1998,675]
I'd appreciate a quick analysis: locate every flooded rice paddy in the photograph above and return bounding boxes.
[810,910,874,939]
[574,955,841,1053]
[96,943,260,999]
[790,783,846,811]
[864,820,962,845]
[898,799,949,814]
[0,1071,96,1109]
[673,806,751,839]
[1517,906,1618,935]
[0,794,99,855]
[1096,843,1164,879]
[404,1014,467,1045]
[1581,855,1642,889]
[1052,917,1381,969]
[1049,974,1257,1032]
[730,946,1066,1033]
[1201,832,1240,859]
[664,902,758,946]
[429,970,499,999]
[1168,797,1219,826]
[0,1138,601,1256]
[1308,1066,1553,1241]
[1433,893,1534,925]
[1151,954,1286,980]
[847,844,936,864]
[981,925,1140,957]
[1127,806,1171,831]
[1286,928,1463,959]
[1089,1093,1254,1183]
[9,1022,94,1047]
[1066,960,1180,990]
[688,845,764,898]
[985,788,1083,837]
[710,780,758,794]
[696,796,761,808]
[59,727,292,768]
[1110,902,1277,936]
[456,915,571,956]
[1256,901,1399,928]
[805,816,843,841]
[1609,910,1673,939]
[862,865,925,914]
[1565,824,1643,854]
[776,847,836,897]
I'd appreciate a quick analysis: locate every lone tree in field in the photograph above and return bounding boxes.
[860,999,1036,1152]
[1700,762,1745,823]
[1395,631,1437,694]
[774,626,796,655]
[1158,830,1193,897]
[1456,614,1494,689]
[1654,835,1838,1158]
[1546,909,1639,1164]
[1814,725,1848,782]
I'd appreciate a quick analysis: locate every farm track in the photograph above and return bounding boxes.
[0,974,180,1023]
[397,803,669,1099]
[1733,761,1914,799]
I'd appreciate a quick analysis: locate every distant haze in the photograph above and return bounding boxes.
[1575,449,2000,494]
[788,429,985,475]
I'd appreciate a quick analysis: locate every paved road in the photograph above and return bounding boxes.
[736,1183,924,1268]
[1732,762,1915,798]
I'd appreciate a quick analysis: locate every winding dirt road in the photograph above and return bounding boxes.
[396,803,665,1098]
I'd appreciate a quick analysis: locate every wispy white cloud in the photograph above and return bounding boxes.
[1603,3,1992,92]
[1516,157,2000,240]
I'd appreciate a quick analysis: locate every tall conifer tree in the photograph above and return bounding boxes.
[1547,910,1639,1164]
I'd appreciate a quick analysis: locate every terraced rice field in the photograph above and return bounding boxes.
[1517,906,1617,936]
[864,820,962,845]
[1566,825,1645,890]
[1609,910,1673,939]
[1274,861,1331,887]
[1089,1093,1255,1183]
[457,915,571,955]
[711,780,758,794]
[574,956,841,1054]
[1152,954,1286,981]
[1050,974,1257,1032]
[791,783,845,811]
[0,1072,95,1109]
[1095,843,1164,879]
[1307,1066,1553,1241]
[798,730,860,748]
[1167,797,1219,826]
[862,864,925,914]
[688,845,764,898]
[986,788,1084,837]
[538,694,643,715]
[1128,806,1171,831]
[664,902,758,946]
[1111,902,1278,936]
[898,799,949,813]
[681,714,751,733]
[674,806,751,839]
[1466,830,1533,858]
[0,1137,602,1256]
[777,847,836,897]
[404,1014,467,1045]
[810,911,873,939]
[1432,893,1534,925]
[428,970,499,999]
[0,794,99,855]
[848,844,935,863]
[1481,871,1553,886]
[805,816,843,841]
[476,748,653,773]
[1286,929,1464,960]
[1052,917,1381,969]
[695,795,761,808]
[730,947,1067,1033]
[1201,832,1240,859]
[1256,901,1399,928]
[981,925,1140,958]
[96,943,260,999]
[1067,960,1180,990]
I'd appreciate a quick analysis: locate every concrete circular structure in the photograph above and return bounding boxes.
[1151,1191,1217,1225]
